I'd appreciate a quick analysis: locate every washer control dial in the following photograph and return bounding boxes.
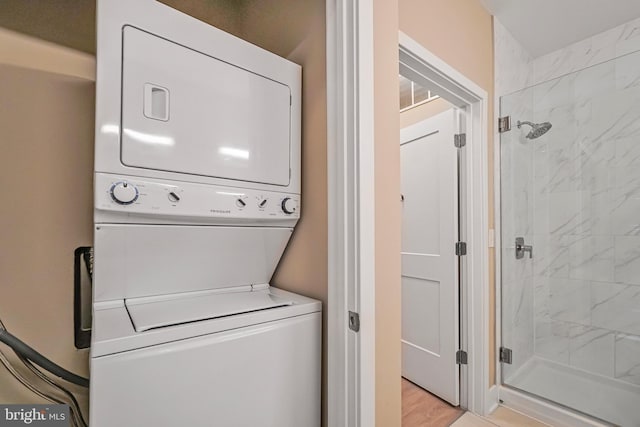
[168,191,181,203]
[110,181,138,205]
[281,197,298,215]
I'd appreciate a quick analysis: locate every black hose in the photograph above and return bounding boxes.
[0,329,89,388]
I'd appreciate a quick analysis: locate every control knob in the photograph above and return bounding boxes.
[110,181,138,205]
[168,192,181,203]
[281,197,298,215]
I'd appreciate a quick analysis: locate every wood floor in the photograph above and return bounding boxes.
[402,378,465,427]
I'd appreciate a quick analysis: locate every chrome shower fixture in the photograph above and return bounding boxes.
[517,120,552,139]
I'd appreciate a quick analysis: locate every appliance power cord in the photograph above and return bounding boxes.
[0,350,86,427]
[0,319,87,427]
[0,329,89,388]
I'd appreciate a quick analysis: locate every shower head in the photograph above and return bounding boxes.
[517,120,552,140]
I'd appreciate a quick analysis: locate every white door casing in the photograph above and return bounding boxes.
[401,109,460,405]
[327,18,492,423]
[326,1,375,426]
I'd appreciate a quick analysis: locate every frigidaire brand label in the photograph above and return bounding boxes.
[0,405,69,426]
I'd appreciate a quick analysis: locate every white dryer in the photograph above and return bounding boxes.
[90,1,320,426]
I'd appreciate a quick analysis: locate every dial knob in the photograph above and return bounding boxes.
[110,181,138,205]
[168,192,181,203]
[281,197,298,214]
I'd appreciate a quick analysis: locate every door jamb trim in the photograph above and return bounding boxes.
[398,31,493,415]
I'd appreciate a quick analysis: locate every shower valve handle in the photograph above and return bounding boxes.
[515,237,533,259]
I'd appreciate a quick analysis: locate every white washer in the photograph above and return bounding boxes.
[90,1,319,426]
[90,287,320,426]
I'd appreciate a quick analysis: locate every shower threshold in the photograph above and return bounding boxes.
[504,356,639,427]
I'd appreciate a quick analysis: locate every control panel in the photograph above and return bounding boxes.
[95,173,300,221]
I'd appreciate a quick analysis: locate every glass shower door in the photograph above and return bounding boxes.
[500,50,640,426]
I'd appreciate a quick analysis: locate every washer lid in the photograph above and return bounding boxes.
[91,287,321,357]
[125,288,294,332]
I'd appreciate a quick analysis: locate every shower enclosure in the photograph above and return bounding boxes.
[500,49,640,426]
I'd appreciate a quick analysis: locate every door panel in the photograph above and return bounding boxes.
[401,133,441,255]
[402,276,440,353]
[121,26,291,186]
[401,108,460,405]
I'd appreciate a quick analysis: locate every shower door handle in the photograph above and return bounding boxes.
[515,237,533,259]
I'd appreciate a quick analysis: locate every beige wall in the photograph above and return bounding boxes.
[0,64,94,412]
[159,0,242,38]
[374,0,402,426]
[0,0,95,54]
[400,97,453,128]
[399,0,496,386]
[0,27,95,80]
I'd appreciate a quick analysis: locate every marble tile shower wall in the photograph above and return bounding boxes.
[526,18,640,387]
[532,17,640,85]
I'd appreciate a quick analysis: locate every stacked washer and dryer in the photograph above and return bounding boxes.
[89,1,321,426]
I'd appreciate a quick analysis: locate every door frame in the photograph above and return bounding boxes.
[326,1,376,426]
[397,32,493,415]
[327,3,495,424]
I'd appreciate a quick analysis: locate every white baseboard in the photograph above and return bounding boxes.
[498,386,607,427]
[484,385,499,416]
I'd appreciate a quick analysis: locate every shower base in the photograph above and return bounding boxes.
[506,357,640,426]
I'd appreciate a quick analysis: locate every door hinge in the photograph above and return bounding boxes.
[500,347,513,364]
[498,116,511,133]
[456,350,468,365]
[454,133,466,148]
[348,311,360,332]
[455,241,467,256]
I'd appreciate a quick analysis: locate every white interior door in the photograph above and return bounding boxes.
[401,108,460,405]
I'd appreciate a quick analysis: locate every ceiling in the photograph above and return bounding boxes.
[480,0,640,57]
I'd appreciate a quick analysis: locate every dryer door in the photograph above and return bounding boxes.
[121,26,292,186]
